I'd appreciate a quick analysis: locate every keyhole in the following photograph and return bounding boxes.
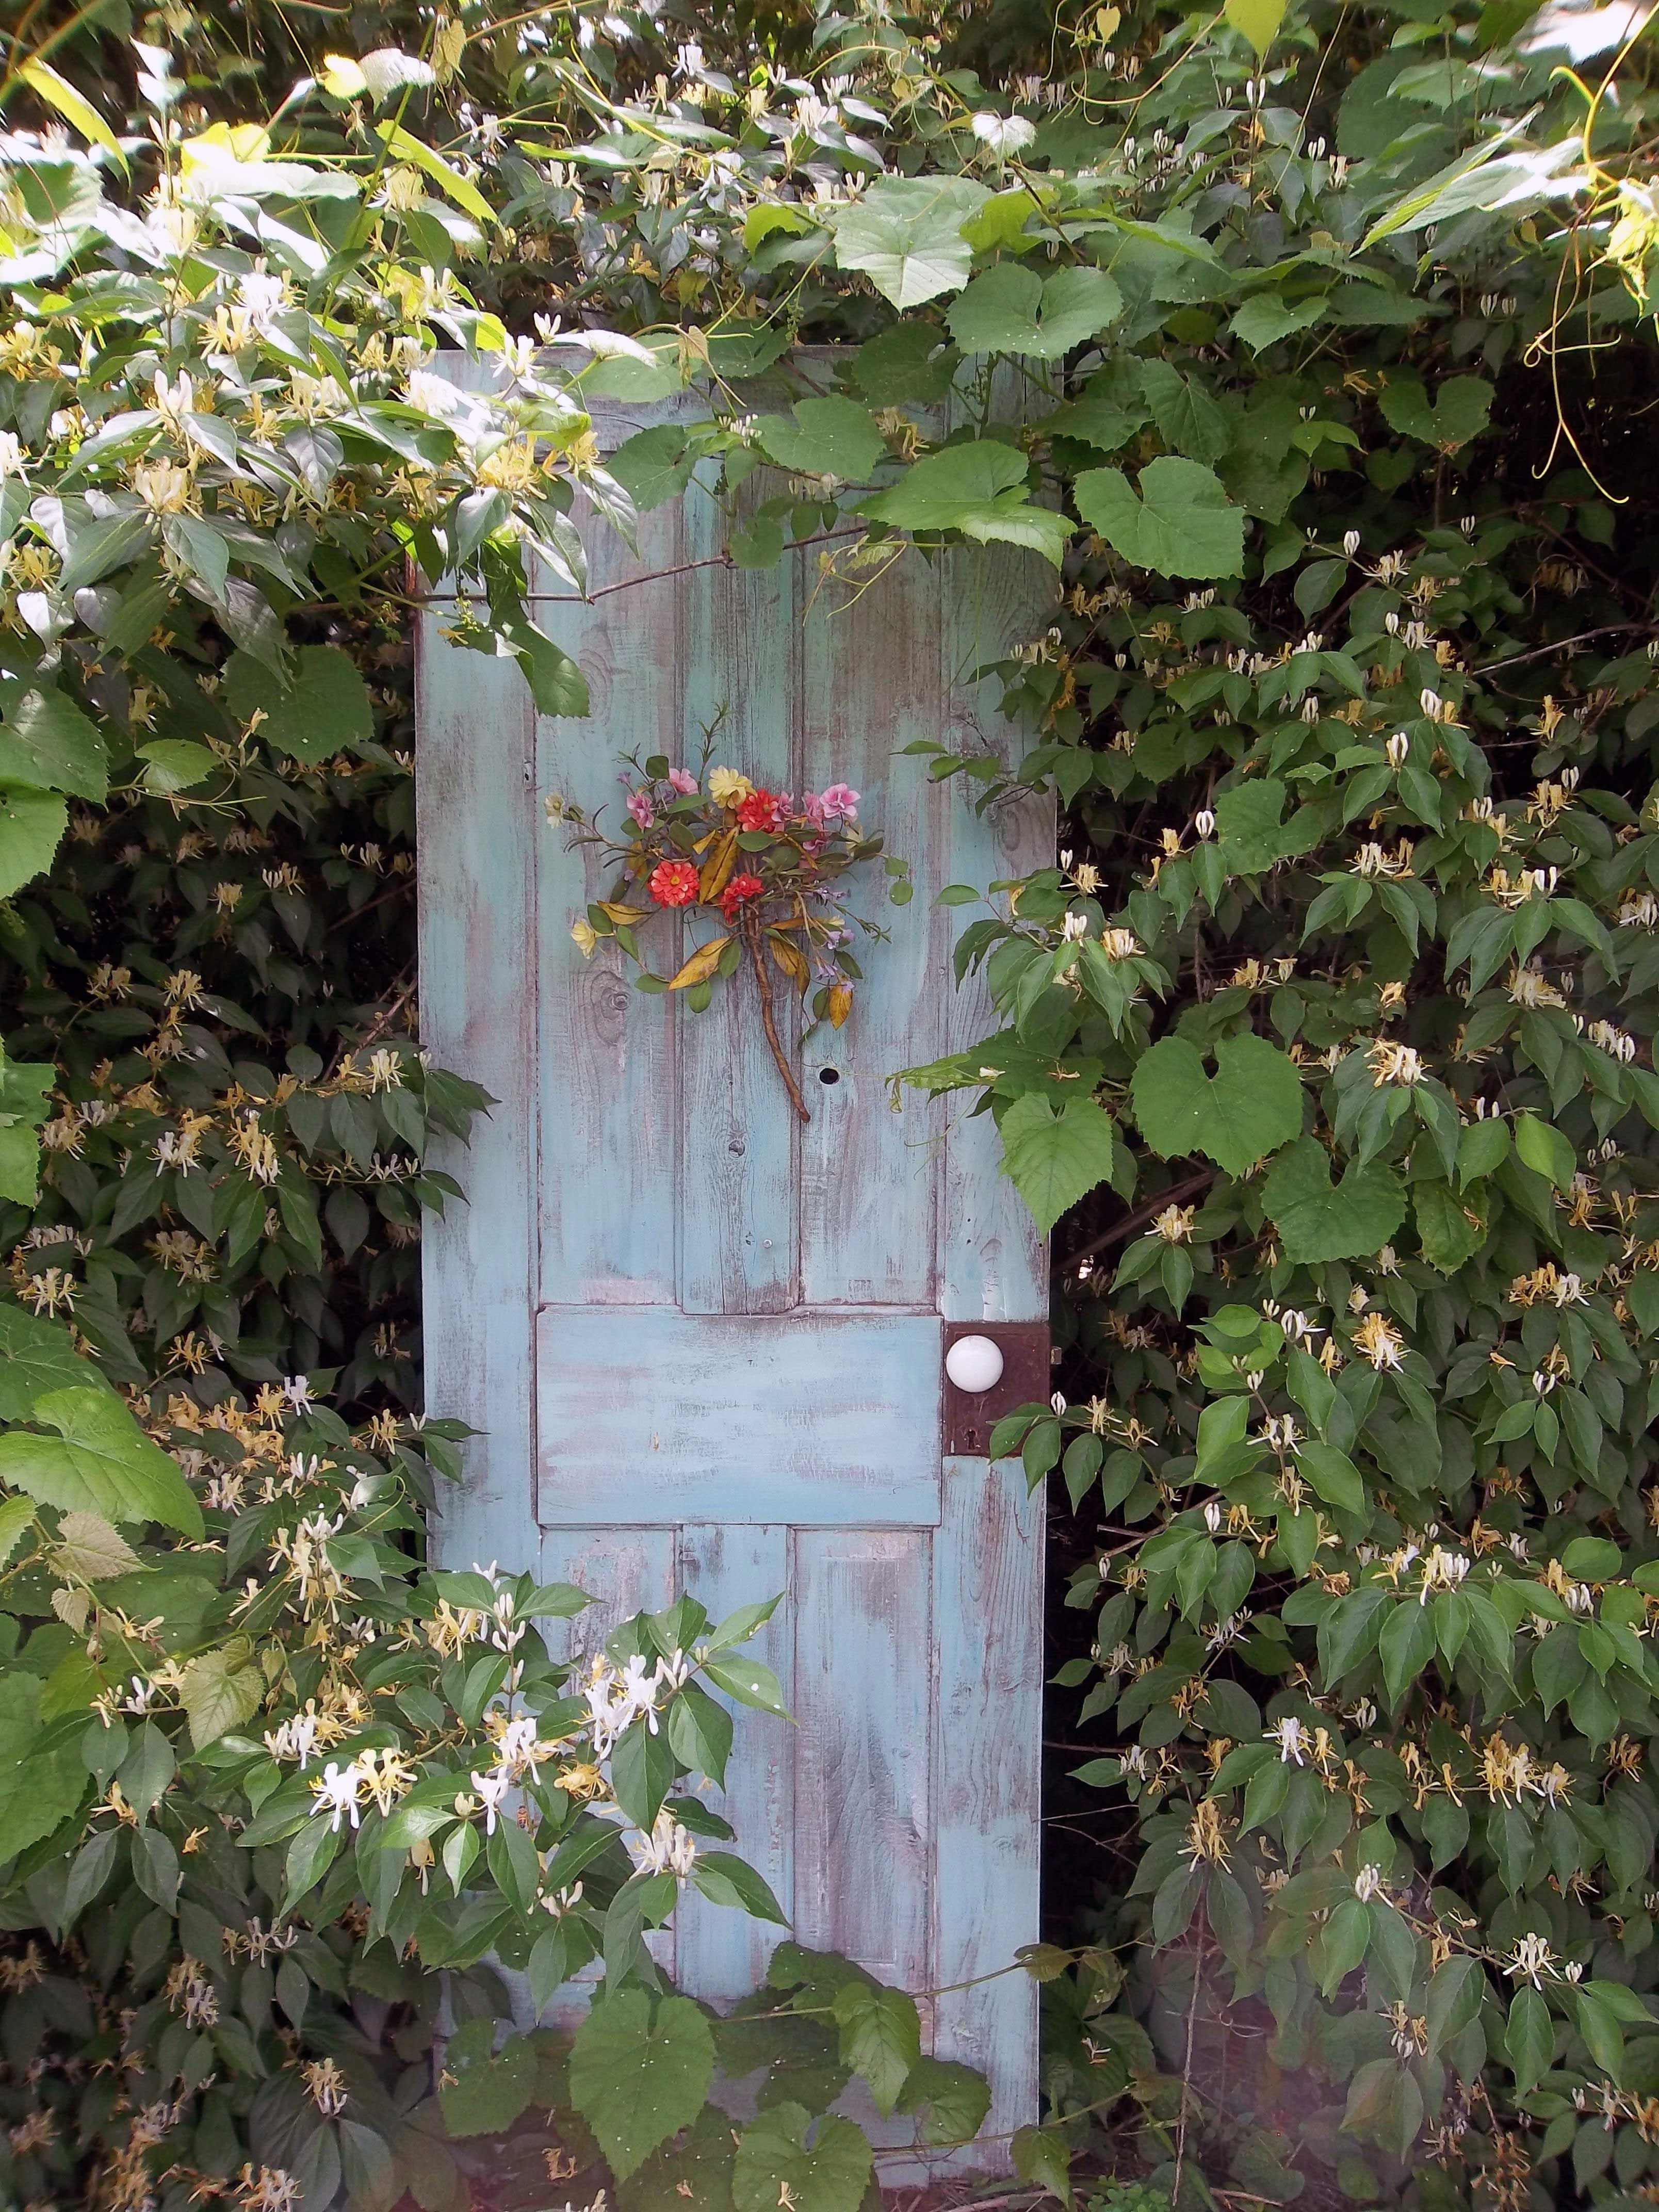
[818,1067,841,1087]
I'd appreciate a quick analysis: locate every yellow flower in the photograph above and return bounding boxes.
[709,767,754,808]
[571,919,598,958]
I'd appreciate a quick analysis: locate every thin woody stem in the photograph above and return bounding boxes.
[741,908,810,1125]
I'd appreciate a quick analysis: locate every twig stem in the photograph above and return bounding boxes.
[742,908,810,1124]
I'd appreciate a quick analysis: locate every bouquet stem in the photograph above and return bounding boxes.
[741,908,811,1125]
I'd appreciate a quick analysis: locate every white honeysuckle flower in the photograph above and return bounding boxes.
[470,1768,513,1835]
[1266,1716,1310,1765]
[971,112,1038,156]
[310,1761,363,1832]
[1353,1864,1384,1902]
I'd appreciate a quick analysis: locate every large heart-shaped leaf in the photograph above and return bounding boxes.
[1262,1137,1406,1263]
[860,442,1072,565]
[570,1991,714,2181]
[1130,1033,1303,1178]
[754,397,886,482]
[0,1386,203,1536]
[1075,457,1244,578]
[948,264,1123,361]
[732,2103,872,2212]
[224,643,373,763]
[0,1309,115,1424]
[998,1092,1125,1233]
[827,176,988,307]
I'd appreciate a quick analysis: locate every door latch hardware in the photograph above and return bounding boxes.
[942,1320,1052,1456]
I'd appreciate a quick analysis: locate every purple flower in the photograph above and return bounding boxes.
[817,783,860,823]
[626,788,655,828]
[668,768,698,795]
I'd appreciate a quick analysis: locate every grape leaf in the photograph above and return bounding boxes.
[1378,373,1493,451]
[1075,457,1244,578]
[570,1991,714,2181]
[859,442,1072,566]
[224,643,372,764]
[1262,1137,1407,1263]
[754,397,887,482]
[831,1982,921,2114]
[998,1093,1125,1233]
[1129,1033,1303,1177]
[0,1308,115,1423]
[0,786,68,900]
[0,1386,204,1537]
[947,264,1124,360]
[732,2103,872,2212]
[827,176,988,307]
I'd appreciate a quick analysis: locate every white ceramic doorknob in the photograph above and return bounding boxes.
[945,1333,1005,1394]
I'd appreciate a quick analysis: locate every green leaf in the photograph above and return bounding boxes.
[224,644,373,765]
[0,1676,85,1858]
[506,620,591,718]
[374,120,494,224]
[691,1850,789,1924]
[438,2020,539,2137]
[0,1387,203,1537]
[1129,1032,1302,1177]
[1138,360,1234,465]
[1229,291,1328,350]
[1262,1138,1406,1264]
[1225,0,1289,50]
[1378,373,1493,451]
[0,786,68,899]
[1299,1440,1365,1513]
[999,1093,1123,1233]
[827,176,988,307]
[859,442,1072,566]
[178,1639,266,1749]
[1506,1984,1554,2094]
[947,264,1123,361]
[0,1495,36,1569]
[733,2104,872,2212]
[0,684,108,801]
[1011,2125,1072,2205]
[1075,458,1244,579]
[701,1653,792,1719]
[1413,1179,1486,1272]
[1515,1112,1575,1191]
[609,425,695,510]
[137,739,217,795]
[895,2057,991,2146]
[754,398,886,482]
[570,1991,715,2181]
[832,1982,922,2115]
[16,59,128,169]
[1379,1601,1436,1705]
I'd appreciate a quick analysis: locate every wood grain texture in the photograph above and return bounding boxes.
[932,1455,1044,2159]
[791,1527,932,1986]
[675,1524,793,1999]
[939,536,1053,1327]
[799,546,945,1307]
[416,587,539,1575]
[677,470,799,1317]
[536,499,683,1307]
[535,1306,943,1525]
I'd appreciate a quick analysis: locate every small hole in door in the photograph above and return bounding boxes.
[818,1067,841,1086]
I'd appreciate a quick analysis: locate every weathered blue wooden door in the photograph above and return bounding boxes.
[417,386,1051,2151]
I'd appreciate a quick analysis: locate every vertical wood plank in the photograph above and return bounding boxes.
[535,504,684,1307]
[535,1525,679,1666]
[798,548,944,1307]
[791,1528,931,1986]
[939,538,1053,1325]
[677,474,799,1316]
[416,606,538,1574]
[932,1455,1044,2155]
[676,1525,793,2000]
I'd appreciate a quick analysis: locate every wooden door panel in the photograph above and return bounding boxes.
[534,1306,944,1525]
[791,1527,933,1987]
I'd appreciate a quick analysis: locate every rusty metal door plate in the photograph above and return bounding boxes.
[942,1320,1052,1456]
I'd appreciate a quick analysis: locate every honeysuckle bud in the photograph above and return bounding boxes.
[1386,732,1409,770]
[1342,528,1360,556]
[1419,686,1442,719]
[1195,809,1216,839]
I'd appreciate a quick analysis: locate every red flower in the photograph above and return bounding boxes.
[649,859,701,907]
[737,788,785,833]
[720,872,765,921]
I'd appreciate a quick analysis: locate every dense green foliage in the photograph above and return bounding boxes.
[7,0,1659,2205]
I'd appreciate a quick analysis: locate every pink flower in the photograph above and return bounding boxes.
[817,783,860,823]
[668,768,698,795]
[626,788,655,828]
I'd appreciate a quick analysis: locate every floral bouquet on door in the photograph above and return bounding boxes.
[557,752,909,1123]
